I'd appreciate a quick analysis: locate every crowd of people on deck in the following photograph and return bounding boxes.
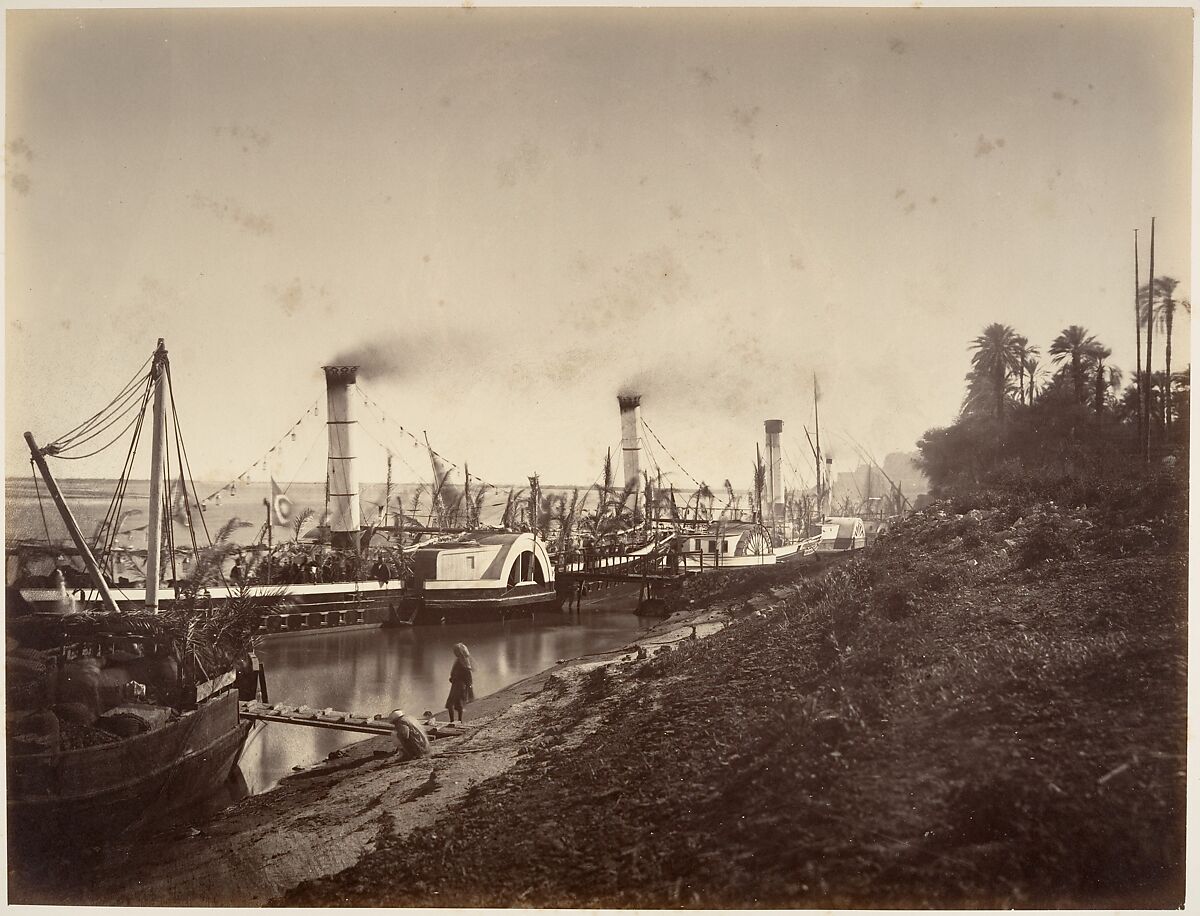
[229,547,402,587]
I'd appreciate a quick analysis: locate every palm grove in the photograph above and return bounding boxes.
[918,274,1189,492]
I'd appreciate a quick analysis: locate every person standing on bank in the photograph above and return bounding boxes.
[446,642,475,724]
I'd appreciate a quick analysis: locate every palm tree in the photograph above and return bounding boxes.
[291,507,315,541]
[752,446,767,524]
[688,482,714,521]
[1025,356,1046,403]
[1137,277,1188,439]
[500,487,523,530]
[1013,335,1040,406]
[1049,325,1099,405]
[1154,282,1189,440]
[1106,366,1124,408]
[968,323,1021,418]
[1091,345,1113,416]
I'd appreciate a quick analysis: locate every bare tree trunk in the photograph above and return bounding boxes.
[1164,299,1174,442]
[1134,228,1144,447]
[1144,217,1156,460]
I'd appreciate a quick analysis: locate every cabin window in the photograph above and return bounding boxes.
[521,551,533,581]
[466,556,475,570]
[721,540,729,554]
[708,540,717,552]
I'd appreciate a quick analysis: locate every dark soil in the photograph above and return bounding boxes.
[283,471,1187,908]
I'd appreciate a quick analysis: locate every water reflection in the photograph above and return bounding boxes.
[239,605,649,794]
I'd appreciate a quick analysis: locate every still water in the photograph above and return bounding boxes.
[238,600,650,794]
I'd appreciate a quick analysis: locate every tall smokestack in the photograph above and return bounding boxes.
[324,365,361,550]
[764,419,783,528]
[618,395,642,511]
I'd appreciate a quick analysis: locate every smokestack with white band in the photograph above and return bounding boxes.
[618,395,642,510]
[324,365,361,550]
[765,419,784,527]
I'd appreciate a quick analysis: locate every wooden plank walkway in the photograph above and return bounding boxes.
[239,701,420,736]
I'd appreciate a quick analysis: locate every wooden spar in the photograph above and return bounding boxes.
[265,495,273,584]
[1144,217,1156,461]
[383,453,393,527]
[1134,228,1143,449]
[24,431,121,613]
[812,373,822,519]
[144,339,168,612]
[463,462,471,529]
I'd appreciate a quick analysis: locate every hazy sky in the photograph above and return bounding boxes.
[5,7,1192,492]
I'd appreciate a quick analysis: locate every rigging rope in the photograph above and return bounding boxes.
[50,388,147,455]
[201,398,321,502]
[47,355,152,451]
[165,362,233,591]
[354,384,506,496]
[164,362,202,558]
[161,411,179,584]
[283,422,326,493]
[640,415,704,490]
[49,410,145,461]
[94,366,156,564]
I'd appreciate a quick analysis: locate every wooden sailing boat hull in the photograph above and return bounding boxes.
[7,690,250,861]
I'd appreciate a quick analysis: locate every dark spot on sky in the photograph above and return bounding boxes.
[928,196,938,205]
[731,106,761,139]
[11,173,31,195]
[8,138,33,161]
[895,188,906,198]
[975,135,1005,158]
[668,204,682,221]
[274,279,304,316]
[692,67,716,86]
[422,254,431,263]
[440,96,452,107]
[1052,90,1064,100]
[904,202,917,214]
[214,124,270,151]
[190,192,273,235]
[790,254,805,271]
[496,140,542,188]
[888,38,907,54]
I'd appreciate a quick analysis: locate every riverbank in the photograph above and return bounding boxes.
[19,470,1186,906]
[281,470,1186,909]
[16,579,766,906]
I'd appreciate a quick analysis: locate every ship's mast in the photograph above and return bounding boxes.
[144,339,168,612]
[813,373,823,522]
[382,452,393,527]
